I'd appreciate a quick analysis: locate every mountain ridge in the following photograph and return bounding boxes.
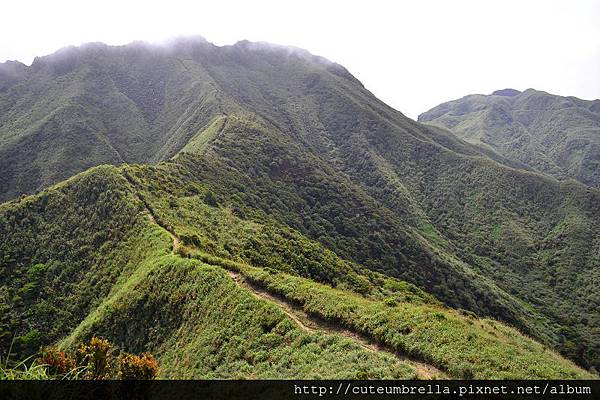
[0,163,592,379]
[418,88,600,188]
[1,39,599,374]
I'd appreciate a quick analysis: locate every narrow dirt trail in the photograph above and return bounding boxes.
[228,271,314,332]
[227,271,447,380]
[124,172,180,254]
[146,213,179,254]
[127,175,446,379]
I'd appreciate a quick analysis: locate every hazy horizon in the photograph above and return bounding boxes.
[2,0,599,118]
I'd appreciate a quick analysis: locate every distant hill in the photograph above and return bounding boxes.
[1,40,599,376]
[419,88,600,188]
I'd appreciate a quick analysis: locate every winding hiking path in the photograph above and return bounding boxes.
[227,271,447,380]
[127,176,447,379]
[146,212,180,254]
[124,172,181,254]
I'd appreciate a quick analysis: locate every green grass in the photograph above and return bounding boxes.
[184,248,593,379]
[419,88,600,189]
[62,255,417,379]
[1,356,50,380]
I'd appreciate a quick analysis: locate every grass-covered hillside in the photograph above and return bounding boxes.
[419,88,600,188]
[0,164,593,379]
[0,38,236,202]
[1,39,599,374]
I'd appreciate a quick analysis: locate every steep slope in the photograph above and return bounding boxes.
[1,39,599,372]
[0,166,419,379]
[418,89,600,188]
[146,44,599,369]
[126,112,600,371]
[0,166,163,356]
[0,39,235,202]
[0,164,592,379]
[0,40,522,203]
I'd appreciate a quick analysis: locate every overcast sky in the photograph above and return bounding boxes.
[1,0,599,118]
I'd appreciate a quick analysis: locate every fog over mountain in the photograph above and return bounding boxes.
[2,0,599,119]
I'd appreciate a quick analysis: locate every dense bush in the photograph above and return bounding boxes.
[3,336,160,380]
[76,336,113,379]
[118,352,159,380]
[38,346,76,377]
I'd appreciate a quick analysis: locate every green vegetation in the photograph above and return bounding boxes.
[419,88,600,189]
[1,39,599,377]
[62,256,417,379]
[194,253,590,379]
[0,162,594,378]
[1,357,52,380]
[0,166,168,358]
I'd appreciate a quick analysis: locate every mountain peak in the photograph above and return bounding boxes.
[491,88,521,97]
[420,88,600,189]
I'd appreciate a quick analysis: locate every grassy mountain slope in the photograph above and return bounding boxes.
[143,44,599,369]
[1,39,599,373]
[0,164,592,379]
[0,39,235,202]
[0,166,163,356]
[0,60,26,91]
[418,88,600,188]
[128,110,600,371]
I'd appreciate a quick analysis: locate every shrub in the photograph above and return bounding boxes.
[38,346,76,376]
[76,336,113,379]
[383,297,398,307]
[18,329,42,354]
[2,336,159,380]
[118,352,159,380]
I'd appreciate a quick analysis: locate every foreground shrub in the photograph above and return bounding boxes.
[38,346,77,376]
[2,336,159,380]
[76,336,113,379]
[119,352,159,380]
